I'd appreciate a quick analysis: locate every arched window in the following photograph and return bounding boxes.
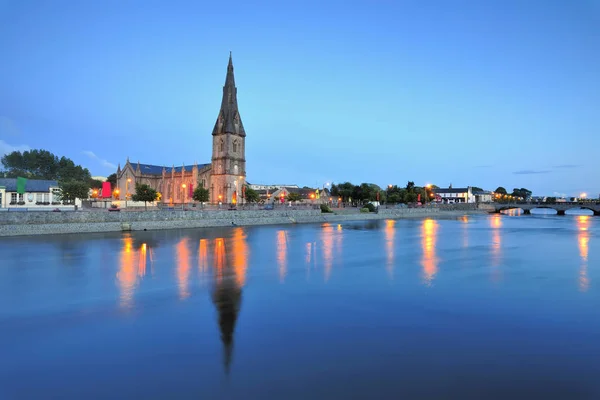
[219,140,224,152]
[233,164,238,175]
[233,140,238,153]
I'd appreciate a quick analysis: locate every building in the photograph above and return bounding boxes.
[473,190,493,203]
[248,183,299,191]
[267,187,331,204]
[116,53,247,204]
[433,186,475,204]
[0,178,60,208]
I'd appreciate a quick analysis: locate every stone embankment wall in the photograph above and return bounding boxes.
[0,204,491,237]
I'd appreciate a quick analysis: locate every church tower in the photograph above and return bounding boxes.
[210,52,247,204]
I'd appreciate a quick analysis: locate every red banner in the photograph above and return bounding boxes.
[102,182,111,198]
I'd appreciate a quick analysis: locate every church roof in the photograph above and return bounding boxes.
[212,53,246,137]
[135,163,210,175]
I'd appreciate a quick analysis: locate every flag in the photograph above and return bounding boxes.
[16,177,27,194]
[102,182,111,198]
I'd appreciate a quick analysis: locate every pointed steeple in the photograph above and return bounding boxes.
[213,52,246,137]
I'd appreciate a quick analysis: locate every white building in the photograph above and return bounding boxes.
[0,178,61,209]
[433,186,475,204]
[248,183,299,191]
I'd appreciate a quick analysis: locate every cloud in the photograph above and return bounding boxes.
[552,164,579,169]
[82,150,117,169]
[0,116,21,137]
[0,140,30,156]
[512,169,551,175]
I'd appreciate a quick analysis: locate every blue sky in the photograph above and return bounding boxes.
[0,0,598,197]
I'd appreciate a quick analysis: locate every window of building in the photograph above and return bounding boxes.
[11,193,17,204]
[219,140,224,152]
[18,193,23,202]
[233,140,238,153]
[36,193,43,203]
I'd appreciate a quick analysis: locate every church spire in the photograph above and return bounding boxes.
[213,52,245,137]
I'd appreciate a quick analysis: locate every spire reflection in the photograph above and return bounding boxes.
[577,216,590,292]
[384,220,396,279]
[421,219,439,285]
[116,235,149,309]
[210,229,249,374]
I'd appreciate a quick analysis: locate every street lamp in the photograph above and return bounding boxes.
[126,178,132,207]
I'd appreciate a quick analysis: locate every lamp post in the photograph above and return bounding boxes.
[125,178,131,207]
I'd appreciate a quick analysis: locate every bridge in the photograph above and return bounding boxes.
[493,202,600,216]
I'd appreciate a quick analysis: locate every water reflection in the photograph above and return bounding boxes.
[421,219,439,286]
[231,228,249,288]
[577,216,590,292]
[210,230,249,374]
[460,215,469,248]
[321,223,334,282]
[116,235,150,309]
[277,230,288,282]
[490,215,503,282]
[175,237,191,300]
[384,220,395,279]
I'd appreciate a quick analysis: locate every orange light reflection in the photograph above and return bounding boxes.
[176,237,191,299]
[385,220,395,279]
[577,216,590,292]
[277,230,288,282]
[421,219,438,285]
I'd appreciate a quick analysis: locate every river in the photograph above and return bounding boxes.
[0,214,599,399]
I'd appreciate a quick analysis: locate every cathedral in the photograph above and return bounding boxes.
[116,53,247,204]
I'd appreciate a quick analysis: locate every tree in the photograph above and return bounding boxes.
[287,192,302,202]
[192,184,210,203]
[106,173,117,187]
[89,178,103,190]
[471,186,483,192]
[511,188,532,200]
[495,187,507,195]
[1,149,91,182]
[546,197,557,204]
[132,183,158,210]
[244,186,260,203]
[56,180,90,204]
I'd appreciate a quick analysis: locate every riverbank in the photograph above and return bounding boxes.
[0,205,493,237]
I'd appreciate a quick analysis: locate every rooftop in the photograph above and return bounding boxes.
[0,178,58,192]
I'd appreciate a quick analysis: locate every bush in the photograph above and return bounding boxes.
[17,201,25,205]
[364,203,376,212]
[360,207,370,213]
[320,204,332,213]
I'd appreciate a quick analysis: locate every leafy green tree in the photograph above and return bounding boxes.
[56,180,90,204]
[1,149,91,182]
[89,178,103,190]
[106,173,117,187]
[287,192,302,202]
[471,186,483,192]
[406,181,415,192]
[404,191,418,203]
[132,183,158,210]
[546,197,557,204]
[511,188,532,200]
[244,186,260,203]
[193,184,210,203]
[495,187,507,195]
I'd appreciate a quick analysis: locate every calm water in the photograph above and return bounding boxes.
[1,214,599,399]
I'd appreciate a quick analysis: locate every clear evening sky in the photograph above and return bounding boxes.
[1,0,598,197]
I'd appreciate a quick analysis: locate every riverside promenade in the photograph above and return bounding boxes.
[0,204,493,237]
